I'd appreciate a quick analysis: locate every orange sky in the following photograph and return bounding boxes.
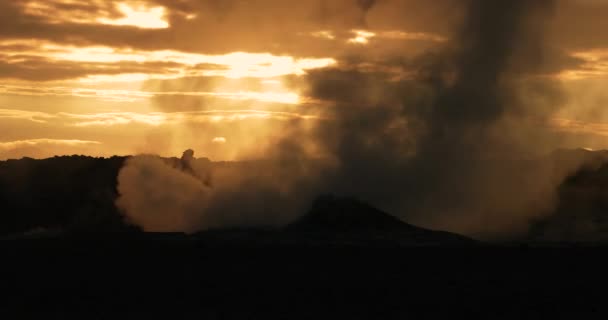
[2,0,608,160]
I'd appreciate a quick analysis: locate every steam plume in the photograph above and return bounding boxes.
[116,0,594,239]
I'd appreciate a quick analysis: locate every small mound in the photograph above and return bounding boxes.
[288,195,477,246]
[290,195,420,232]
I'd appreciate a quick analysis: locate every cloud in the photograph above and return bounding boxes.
[0,108,323,128]
[0,82,307,105]
[558,49,608,80]
[0,108,56,123]
[20,0,170,29]
[0,40,336,81]
[212,137,226,144]
[64,110,323,127]
[347,30,376,44]
[0,0,605,60]
[97,2,169,29]
[0,0,459,57]
[549,118,608,137]
[0,138,100,149]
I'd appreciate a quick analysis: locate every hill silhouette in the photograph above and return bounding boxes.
[287,195,476,246]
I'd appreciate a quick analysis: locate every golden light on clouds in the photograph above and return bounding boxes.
[205,53,336,79]
[1,84,302,105]
[0,39,336,107]
[97,3,169,29]
[22,0,104,25]
[0,108,55,123]
[0,108,324,127]
[310,31,336,40]
[22,1,169,29]
[78,74,164,84]
[347,30,376,44]
[63,111,166,127]
[549,117,608,136]
[5,40,336,80]
[558,49,608,80]
[307,29,446,44]
[212,137,227,144]
[378,31,447,42]
[0,139,100,151]
[8,0,608,160]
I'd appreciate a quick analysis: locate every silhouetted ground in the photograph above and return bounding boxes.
[1,196,606,317]
[2,237,608,318]
[2,152,608,317]
[0,155,132,236]
[3,150,608,241]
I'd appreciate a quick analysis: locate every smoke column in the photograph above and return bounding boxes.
[116,0,591,239]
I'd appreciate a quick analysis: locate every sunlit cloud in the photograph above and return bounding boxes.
[212,137,227,144]
[79,74,167,83]
[97,2,169,29]
[0,84,302,104]
[0,40,337,80]
[0,108,324,128]
[549,117,608,136]
[21,0,169,29]
[61,111,166,127]
[347,30,376,45]
[378,31,447,42]
[177,110,324,123]
[310,31,336,40]
[307,29,445,44]
[0,139,101,150]
[66,110,323,126]
[0,108,56,123]
[22,0,110,25]
[200,91,300,105]
[0,84,146,102]
[558,49,608,80]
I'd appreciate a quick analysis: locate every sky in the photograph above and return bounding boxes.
[2,0,608,160]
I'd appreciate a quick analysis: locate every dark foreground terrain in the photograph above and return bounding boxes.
[3,238,608,318]
[3,151,608,317]
[2,199,606,318]
[3,148,608,241]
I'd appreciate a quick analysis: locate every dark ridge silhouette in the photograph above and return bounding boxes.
[2,149,608,243]
[0,155,136,237]
[0,153,474,246]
